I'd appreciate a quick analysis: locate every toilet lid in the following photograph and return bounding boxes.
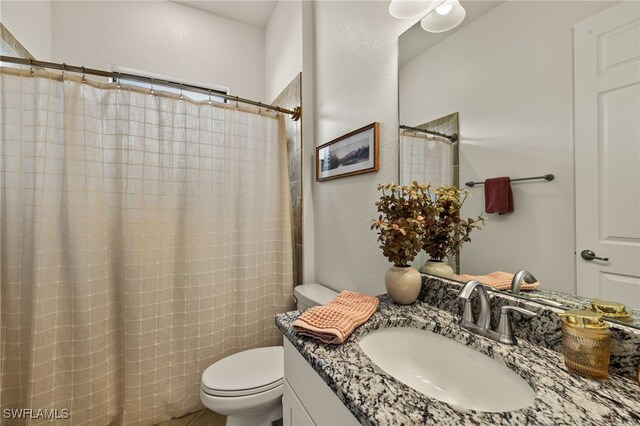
[202,346,283,396]
[294,283,338,308]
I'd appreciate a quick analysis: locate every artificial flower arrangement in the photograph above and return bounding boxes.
[372,182,484,263]
[421,185,485,262]
[370,182,427,267]
[371,181,484,303]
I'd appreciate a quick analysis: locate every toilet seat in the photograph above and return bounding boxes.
[201,377,283,397]
[201,346,283,398]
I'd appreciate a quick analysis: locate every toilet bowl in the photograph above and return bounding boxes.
[200,283,338,425]
[200,346,283,426]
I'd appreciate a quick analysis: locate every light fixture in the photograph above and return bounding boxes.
[388,0,433,20]
[435,2,453,15]
[420,0,466,33]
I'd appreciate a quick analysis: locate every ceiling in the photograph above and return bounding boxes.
[399,1,505,68]
[173,1,278,28]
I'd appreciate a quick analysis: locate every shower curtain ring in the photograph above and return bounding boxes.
[258,102,262,115]
[116,73,122,89]
[235,96,239,109]
[179,83,184,101]
[208,90,213,106]
[275,107,280,118]
[150,79,155,96]
[29,59,35,77]
[81,66,87,84]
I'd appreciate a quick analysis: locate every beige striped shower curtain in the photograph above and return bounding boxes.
[398,132,454,187]
[0,67,293,425]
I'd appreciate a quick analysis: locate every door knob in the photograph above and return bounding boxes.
[580,250,609,262]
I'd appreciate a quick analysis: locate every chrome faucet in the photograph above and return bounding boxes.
[457,280,537,345]
[457,280,492,330]
[511,270,537,294]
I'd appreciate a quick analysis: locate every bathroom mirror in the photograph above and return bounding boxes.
[398,0,640,328]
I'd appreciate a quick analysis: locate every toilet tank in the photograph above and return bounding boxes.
[294,283,338,311]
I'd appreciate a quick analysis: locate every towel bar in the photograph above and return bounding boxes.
[465,174,554,188]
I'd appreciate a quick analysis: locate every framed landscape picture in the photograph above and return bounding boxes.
[316,122,379,182]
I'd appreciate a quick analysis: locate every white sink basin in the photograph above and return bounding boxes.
[358,327,536,412]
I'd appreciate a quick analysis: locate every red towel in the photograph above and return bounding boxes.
[484,177,513,214]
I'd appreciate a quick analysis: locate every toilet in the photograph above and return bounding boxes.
[200,283,338,426]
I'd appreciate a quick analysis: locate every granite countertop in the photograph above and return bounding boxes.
[521,287,640,326]
[276,296,640,425]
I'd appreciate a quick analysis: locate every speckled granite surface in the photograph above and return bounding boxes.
[446,276,640,327]
[420,276,640,381]
[520,286,640,326]
[276,294,640,425]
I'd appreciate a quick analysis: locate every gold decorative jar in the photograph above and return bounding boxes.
[559,310,611,381]
[590,298,632,322]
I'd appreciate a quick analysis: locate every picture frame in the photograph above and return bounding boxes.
[316,122,379,182]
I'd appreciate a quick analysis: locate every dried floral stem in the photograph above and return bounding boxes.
[372,182,484,266]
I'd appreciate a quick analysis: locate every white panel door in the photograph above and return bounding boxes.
[575,1,640,308]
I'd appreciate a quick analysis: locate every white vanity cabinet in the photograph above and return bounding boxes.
[282,340,360,426]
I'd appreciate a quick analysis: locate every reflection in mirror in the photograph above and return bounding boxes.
[398,0,640,328]
[399,113,458,188]
[399,113,460,272]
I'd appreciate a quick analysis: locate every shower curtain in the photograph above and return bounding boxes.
[399,132,454,187]
[0,67,293,425]
[399,131,457,271]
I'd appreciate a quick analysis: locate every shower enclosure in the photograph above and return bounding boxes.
[0,62,296,425]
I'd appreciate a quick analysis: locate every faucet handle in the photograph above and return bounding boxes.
[496,306,537,345]
[501,305,536,317]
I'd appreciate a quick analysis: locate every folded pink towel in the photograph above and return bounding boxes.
[292,291,379,344]
[454,271,539,291]
[485,177,513,214]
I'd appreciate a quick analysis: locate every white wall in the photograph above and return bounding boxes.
[1,0,52,60]
[51,1,265,100]
[312,2,415,295]
[265,0,302,103]
[301,1,316,284]
[399,1,615,294]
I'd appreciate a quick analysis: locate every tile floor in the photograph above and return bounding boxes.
[154,409,226,426]
[153,409,284,426]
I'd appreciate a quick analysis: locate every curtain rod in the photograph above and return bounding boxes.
[399,124,458,142]
[400,124,457,142]
[1,55,301,121]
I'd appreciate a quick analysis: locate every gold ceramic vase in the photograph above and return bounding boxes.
[384,265,422,305]
[419,259,454,278]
